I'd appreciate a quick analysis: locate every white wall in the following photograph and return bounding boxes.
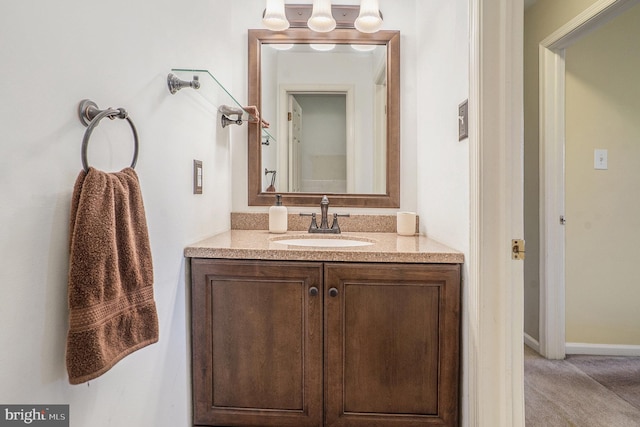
[0,1,236,425]
[415,0,469,424]
[0,0,471,426]
[415,0,469,251]
[259,46,279,191]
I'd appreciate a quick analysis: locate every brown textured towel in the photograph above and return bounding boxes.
[66,167,159,384]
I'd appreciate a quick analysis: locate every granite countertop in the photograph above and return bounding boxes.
[184,230,464,264]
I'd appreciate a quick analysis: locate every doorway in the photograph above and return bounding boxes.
[287,93,347,193]
[277,84,354,193]
[538,0,640,359]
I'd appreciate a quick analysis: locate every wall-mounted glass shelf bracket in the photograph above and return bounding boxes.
[218,104,244,128]
[169,68,275,141]
[167,73,201,94]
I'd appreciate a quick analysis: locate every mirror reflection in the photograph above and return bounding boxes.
[260,43,388,194]
[248,29,400,208]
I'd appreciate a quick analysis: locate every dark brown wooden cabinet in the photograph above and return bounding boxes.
[191,259,460,427]
[191,259,323,426]
[324,263,460,426]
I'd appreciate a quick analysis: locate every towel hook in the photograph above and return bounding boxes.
[78,99,139,172]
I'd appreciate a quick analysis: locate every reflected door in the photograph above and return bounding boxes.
[288,95,303,192]
[285,93,348,193]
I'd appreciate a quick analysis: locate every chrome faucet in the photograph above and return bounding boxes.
[301,195,349,234]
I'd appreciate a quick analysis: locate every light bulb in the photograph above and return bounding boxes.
[270,43,294,51]
[307,0,336,33]
[310,43,336,51]
[351,44,377,52]
[355,0,383,33]
[262,0,289,31]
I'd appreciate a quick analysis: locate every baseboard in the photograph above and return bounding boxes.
[565,342,640,357]
[524,333,540,352]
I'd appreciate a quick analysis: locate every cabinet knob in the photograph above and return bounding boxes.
[329,287,339,297]
[309,286,319,296]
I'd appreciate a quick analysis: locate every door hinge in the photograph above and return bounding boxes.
[288,112,292,121]
[512,239,525,260]
[560,215,566,225]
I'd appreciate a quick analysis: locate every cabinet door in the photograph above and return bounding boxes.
[324,263,460,427]
[191,259,323,427]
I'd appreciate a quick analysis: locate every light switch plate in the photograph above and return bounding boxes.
[194,160,203,194]
[594,149,608,170]
[458,99,468,141]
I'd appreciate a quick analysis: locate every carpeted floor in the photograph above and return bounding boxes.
[566,354,640,412]
[525,346,640,426]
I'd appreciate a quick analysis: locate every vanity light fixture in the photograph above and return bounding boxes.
[262,0,289,31]
[308,0,337,32]
[354,0,383,33]
[261,1,383,33]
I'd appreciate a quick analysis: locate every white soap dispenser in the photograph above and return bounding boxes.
[269,194,287,233]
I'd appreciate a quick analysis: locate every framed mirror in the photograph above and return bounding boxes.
[248,28,400,207]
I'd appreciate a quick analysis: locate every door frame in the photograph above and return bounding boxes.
[468,0,525,425]
[288,94,303,192]
[277,84,355,193]
[538,0,640,360]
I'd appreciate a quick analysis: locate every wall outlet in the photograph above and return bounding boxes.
[594,149,608,170]
[458,99,469,141]
[194,160,203,194]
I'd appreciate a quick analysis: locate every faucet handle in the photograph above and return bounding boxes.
[300,212,318,232]
[330,213,350,233]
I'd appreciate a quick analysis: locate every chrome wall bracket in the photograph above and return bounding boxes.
[78,99,102,126]
[219,105,244,128]
[78,99,129,126]
[167,73,200,94]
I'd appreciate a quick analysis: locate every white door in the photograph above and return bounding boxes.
[288,95,303,192]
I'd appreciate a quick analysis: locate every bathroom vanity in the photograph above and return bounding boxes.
[179,18,461,426]
[185,227,463,427]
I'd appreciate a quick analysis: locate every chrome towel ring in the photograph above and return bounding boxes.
[78,99,139,172]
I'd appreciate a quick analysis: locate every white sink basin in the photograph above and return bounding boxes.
[271,236,374,248]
